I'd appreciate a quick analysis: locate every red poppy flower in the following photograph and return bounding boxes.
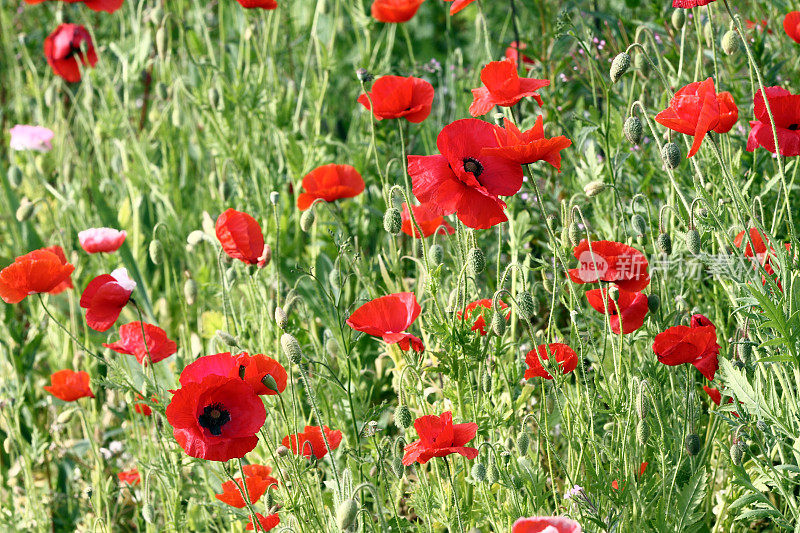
[78,228,127,254]
[654,78,738,158]
[401,411,478,465]
[133,394,157,416]
[117,469,141,486]
[746,86,800,157]
[42,246,74,294]
[733,228,786,286]
[481,117,572,170]
[469,59,550,117]
[370,0,425,23]
[703,385,739,417]
[400,202,454,238]
[237,352,288,395]
[179,352,239,386]
[282,426,343,459]
[586,288,649,335]
[457,299,510,336]
[785,12,800,43]
[408,118,523,229]
[512,516,582,533]
[44,24,98,83]
[505,41,535,69]
[215,209,265,265]
[639,461,648,477]
[103,322,177,365]
[444,0,476,15]
[0,248,75,304]
[215,464,278,508]
[24,0,124,13]
[44,369,94,401]
[297,164,365,211]
[346,292,424,351]
[246,513,280,532]
[672,0,715,7]
[80,268,135,332]
[524,343,579,380]
[653,314,720,380]
[166,374,266,462]
[235,0,277,8]
[567,240,650,292]
[357,75,434,122]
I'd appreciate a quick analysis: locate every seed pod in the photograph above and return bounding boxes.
[392,457,404,478]
[662,142,681,169]
[15,199,35,222]
[336,499,359,531]
[472,462,487,483]
[568,221,582,247]
[686,229,701,254]
[7,166,22,188]
[149,240,164,265]
[623,116,643,144]
[685,433,701,456]
[657,232,672,255]
[672,9,686,30]
[429,244,444,265]
[722,30,740,55]
[516,432,530,455]
[261,375,279,394]
[281,333,303,364]
[142,503,156,524]
[491,311,506,336]
[647,293,660,313]
[730,442,744,465]
[631,214,647,236]
[636,388,649,419]
[516,290,535,320]
[275,307,288,329]
[383,207,402,235]
[481,371,492,393]
[184,279,198,305]
[300,209,315,232]
[208,87,221,109]
[394,405,412,429]
[216,330,239,347]
[468,248,485,275]
[610,52,631,83]
[584,181,607,197]
[636,420,650,445]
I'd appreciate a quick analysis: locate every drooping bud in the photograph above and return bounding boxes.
[671,9,686,30]
[657,232,673,255]
[275,307,288,329]
[662,142,681,169]
[468,248,485,275]
[584,181,608,197]
[486,461,500,484]
[300,209,315,232]
[7,166,22,188]
[516,432,530,455]
[149,240,164,265]
[208,87,221,109]
[722,30,740,55]
[429,244,444,265]
[392,457,404,478]
[270,191,280,206]
[216,330,240,348]
[607,285,619,302]
[142,503,156,524]
[481,371,492,393]
[261,374,279,394]
[491,311,506,336]
[631,214,648,236]
[568,221,582,247]
[636,387,650,419]
[281,333,303,364]
[187,230,206,246]
[184,278,198,305]
[730,442,744,465]
[685,433,701,456]
[394,404,412,429]
[383,207,402,235]
[738,342,752,364]
[686,229,701,254]
[623,116,643,144]
[15,199,35,222]
[636,420,650,445]
[336,499,359,531]
[647,293,660,313]
[516,290,535,320]
[472,462,487,482]
[610,52,631,83]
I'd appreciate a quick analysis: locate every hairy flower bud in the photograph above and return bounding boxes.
[184,279,198,305]
[336,499,359,531]
[392,457,404,478]
[429,244,444,265]
[383,207,402,235]
[468,248,485,275]
[276,445,290,457]
[275,307,288,329]
[216,330,240,348]
[300,209,315,232]
[394,404,412,429]
[636,387,650,419]
[722,30,740,55]
[610,52,631,83]
[281,333,303,364]
[15,199,35,222]
[187,230,206,246]
[623,116,643,144]
[685,433,701,456]
[149,240,164,265]
[730,442,744,465]
[636,420,650,445]
[487,462,500,484]
[142,503,156,524]
[7,166,22,188]
[516,432,530,455]
[584,180,608,197]
[662,142,681,169]
[647,293,660,313]
[482,371,492,393]
[491,311,506,336]
[472,462,487,483]
[738,342,752,363]
[568,221,582,247]
[270,191,280,206]
[671,9,686,30]
[686,229,701,254]
[657,232,672,255]
[516,290,535,320]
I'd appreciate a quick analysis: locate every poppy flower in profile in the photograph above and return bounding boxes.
[400,203,454,238]
[44,369,94,401]
[505,42,536,69]
[42,246,74,294]
[78,227,127,254]
[408,118,523,229]
[246,513,280,532]
[469,59,550,117]
[215,464,278,508]
[524,343,579,380]
[297,164,365,211]
[512,516,582,533]
[24,0,124,13]
[80,268,135,332]
[133,394,157,416]
[746,86,800,157]
[103,322,177,365]
[0,248,75,304]
[357,75,434,123]
[235,0,277,7]
[166,374,266,462]
[347,292,424,351]
[481,117,572,170]
[444,0,476,15]
[282,426,343,459]
[117,469,141,486]
[785,12,800,43]
[586,288,649,335]
[672,0,715,7]
[653,314,720,381]
[215,209,265,265]
[370,0,425,23]
[9,125,54,152]
[457,299,510,336]
[401,411,478,465]
[567,240,650,292]
[237,352,288,395]
[44,24,98,83]
[655,78,738,158]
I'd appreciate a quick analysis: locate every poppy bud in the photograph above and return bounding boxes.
[187,230,206,246]
[738,342,752,363]
[584,181,607,197]
[491,311,506,336]
[730,442,744,465]
[487,462,500,484]
[142,503,155,523]
[636,387,649,419]
[516,290,535,320]
[481,371,492,393]
[500,450,511,465]
[607,285,619,302]
[722,30,740,55]
[356,68,373,83]
[516,432,530,455]
[336,499,359,531]
[276,445,290,457]
[7,166,22,188]
[258,245,272,268]
[630,214,647,237]
[184,279,198,305]
[546,214,558,233]
[3,437,12,454]
[636,420,650,445]
[155,26,166,58]
[326,336,339,358]
[281,333,303,364]
[686,229,701,254]
[392,457,404,478]
[671,9,685,30]
[568,221,581,247]
[56,408,75,424]
[269,191,280,206]
[383,207,402,235]
[429,244,444,265]
[394,404,412,429]
[216,330,239,348]
[149,240,164,265]
[623,116,643,145]
[471,462,487,482]
[647,293,660,313]
[208,88,221,109]
[261,374,279,394]
[657,232,672,255]
[685,433,701,456]
[661,142,681,169]
[610,53,631,83]
[274,307,288,329]
[15,199,35,222]
[300,209,315,232]
[468,248,485,275]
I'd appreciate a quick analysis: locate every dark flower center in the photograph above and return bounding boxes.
[789,124,800,131]
[463,157,483,177]
[198,403,231,436]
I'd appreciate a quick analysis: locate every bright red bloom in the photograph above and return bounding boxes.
[346,292,424,351]
[44,369,94,401]
[246,513,280,531]
[0,248,75,304]
[117,469,141,486]
[401,411,478,465]
[469,59,550,117]
[524,343,579,380]
[80,268,135,332]
[408,118,523,229]
[586,288,649,335]
[785,12,800,43]
[235,0,277,8]
[215,209,265,265]
[41,246,74,294]
[44,24,97,83]
[103,322,177,365]
[567,240,650,292]
[215,464,278,508]
[370,0,425,23]
[672,0,715,7]
[133,394,157,416]
[357,75,434,122]
[78,228,127,254]
[24,0,123,13]
[481,117,572,170]
[747,86,800,157]
[297,164,365,211]
[282,426,343,459]
[166,374,266,462]
[457,299,510,336]
[733,228,788,287]
[444,0,476,15]
[237,352,288,395]
[505,41,535,69]
[703,385,739,417]
[179,352,239,386]
[653,314,720,381]
[400,202,454,238]
[655,78,738,158]
[639,461,648,477]
[512,516,582,533]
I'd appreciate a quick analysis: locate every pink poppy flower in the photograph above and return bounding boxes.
[9,125,54,152]
[78,228,127,254]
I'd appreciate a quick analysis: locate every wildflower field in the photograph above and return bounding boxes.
[3,0,800,531]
